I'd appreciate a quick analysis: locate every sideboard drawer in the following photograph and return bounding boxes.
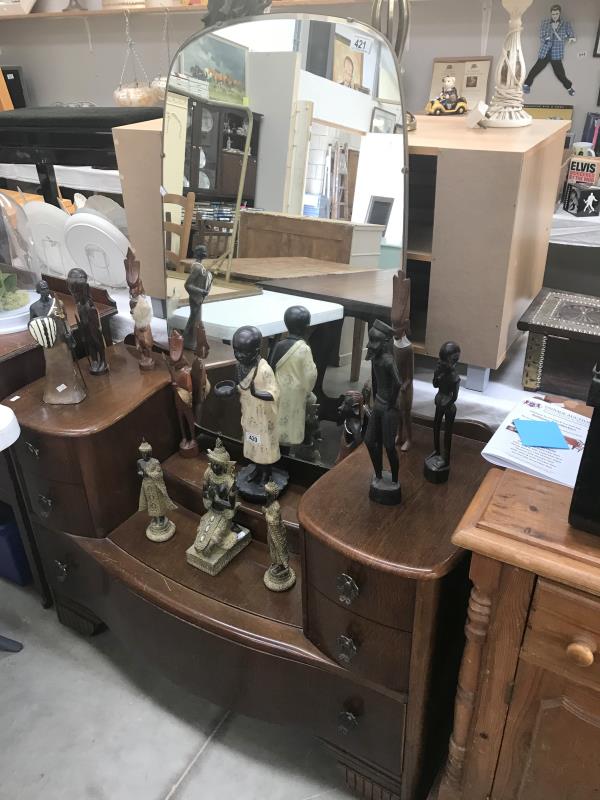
[306,584,411,693]
[523,579,600,688]
[34,523,104,604]
[22,472,94,536]
[14,430,81,485]
[304,534,416,630]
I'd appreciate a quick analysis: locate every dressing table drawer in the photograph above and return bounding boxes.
[34,523,105,606]
[22,472,94,536]
[306,585,411,693]
[304,535,416,631]
[14,430,81,485]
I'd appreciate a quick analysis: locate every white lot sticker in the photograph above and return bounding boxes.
[246,432,261,446]
[56,384,67,393]
[9,396,20,402]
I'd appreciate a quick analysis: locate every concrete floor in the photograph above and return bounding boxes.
[0,579,356,800]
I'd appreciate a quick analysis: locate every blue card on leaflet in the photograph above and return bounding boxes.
[514,419,569,449]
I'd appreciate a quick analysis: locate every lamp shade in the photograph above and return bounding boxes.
[0,405,20,452]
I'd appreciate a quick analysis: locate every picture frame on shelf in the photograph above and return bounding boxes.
[370,107,396,134]
[429,56,492,109]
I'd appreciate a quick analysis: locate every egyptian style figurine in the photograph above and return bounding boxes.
[28,279,87,405]
[137,439,177,541]
[124,248,154,371]
[186,438,251,575]
[269,306,317,447]
[424,341,461,484]
[391,269,414,451]
[569,363,600,535]
[67,267,109,375]
[364,320,402,505]
[165,330,201,458]
[183,246,213,353]
[336,389,369,465]
[263,481,295,592]
[214,325,286,503]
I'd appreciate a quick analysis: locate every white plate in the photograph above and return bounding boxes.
[64,212,130,288]
[0,289,36,335]
[23,201,76,279]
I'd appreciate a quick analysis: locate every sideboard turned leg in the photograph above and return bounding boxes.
[436,584,492,800]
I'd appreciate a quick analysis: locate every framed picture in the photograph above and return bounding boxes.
[429,57,492,109]
[332,34,366,93]
[594,21,600,57]
[366,196,394,234]
[370,107,396,134]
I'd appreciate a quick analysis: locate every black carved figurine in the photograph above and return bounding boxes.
[67,267,109,375]
[424,341,461,484]
[569,363,600,535]
[364,320,402,505]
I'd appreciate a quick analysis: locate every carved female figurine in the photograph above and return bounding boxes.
[183,246,213,353]
[263,481,295,592]
[214,325,286,503]
[137,439,177,541]
[165,330,199,458]
[424,341,461,484]
[28,279,87,405]
[185,438,251,575]
[391,269,414,452]
[335,389,368,465]
[269,306,317,447]
[67,267,109,375]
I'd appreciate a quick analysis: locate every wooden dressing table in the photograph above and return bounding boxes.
[5,343,490,800]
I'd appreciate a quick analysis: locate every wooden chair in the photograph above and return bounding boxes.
[195,217,234,260]
[163,191,195,272]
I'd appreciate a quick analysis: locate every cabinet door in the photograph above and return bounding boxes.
[492,659,600,799]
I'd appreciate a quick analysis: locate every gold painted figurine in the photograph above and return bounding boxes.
[137,439,177,541]
[186,438,251,576]
[263,481,295,592]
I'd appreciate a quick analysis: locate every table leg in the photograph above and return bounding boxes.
[350,319,366,383]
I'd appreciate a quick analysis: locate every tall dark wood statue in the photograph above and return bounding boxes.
[391,269,414,452]
[124,248,154,371]
[183,246,213,353]
[165,330,199,458]
[424,341,461,484]
[364,320,402,505]
[67,267,109,375]
[569,363,600,534]
[214,325,287,503]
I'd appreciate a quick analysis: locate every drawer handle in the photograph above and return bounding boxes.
[566,637,597,668]
[337,710,359,736]
[24,441,40,459]
[37,494,53,517]
[336,573,359,606]
[54,559,68,583]
[336,634,359,666]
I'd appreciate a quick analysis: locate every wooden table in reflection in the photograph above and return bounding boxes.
[192,256,379,282]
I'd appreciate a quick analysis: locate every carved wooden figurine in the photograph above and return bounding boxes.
[569,362,600,534]
[292,393,322,462]
[336,389,368,464]
[124,248,154,371]
[165,330,199,458]
[185,438,251,575]
[214,325,287,503]
[424,341,461,484]
[191,320,211,427]
[263,481,295,592]
[365,320,402,505]
[67,267,109,375]
[183,246,213,353]
[391,269,414,451]
[137,439,177,541]
[28,279,87,405]
[269,306,317,447]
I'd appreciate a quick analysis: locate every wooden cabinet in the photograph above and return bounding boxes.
[434,468,600,800]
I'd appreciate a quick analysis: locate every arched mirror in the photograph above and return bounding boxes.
[161,12,407,469]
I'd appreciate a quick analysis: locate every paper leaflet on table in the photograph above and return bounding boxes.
[482,396,589,488]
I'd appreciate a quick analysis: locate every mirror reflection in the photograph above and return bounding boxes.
[162,15,406,470]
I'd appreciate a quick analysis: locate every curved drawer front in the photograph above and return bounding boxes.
[306,585,411,694]
[304,535,416,631]
[34,524,105,604]
[14,429,81,484]
[22,471,94,536]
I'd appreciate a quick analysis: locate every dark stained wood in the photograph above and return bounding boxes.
[305,584,412,694]
[299,430,489,579]
[109,505,303,628]
[22,472,93,535]
[260,270,394,324]
[13,430,81,484]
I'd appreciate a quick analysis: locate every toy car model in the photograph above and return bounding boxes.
[426,96,468,116]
